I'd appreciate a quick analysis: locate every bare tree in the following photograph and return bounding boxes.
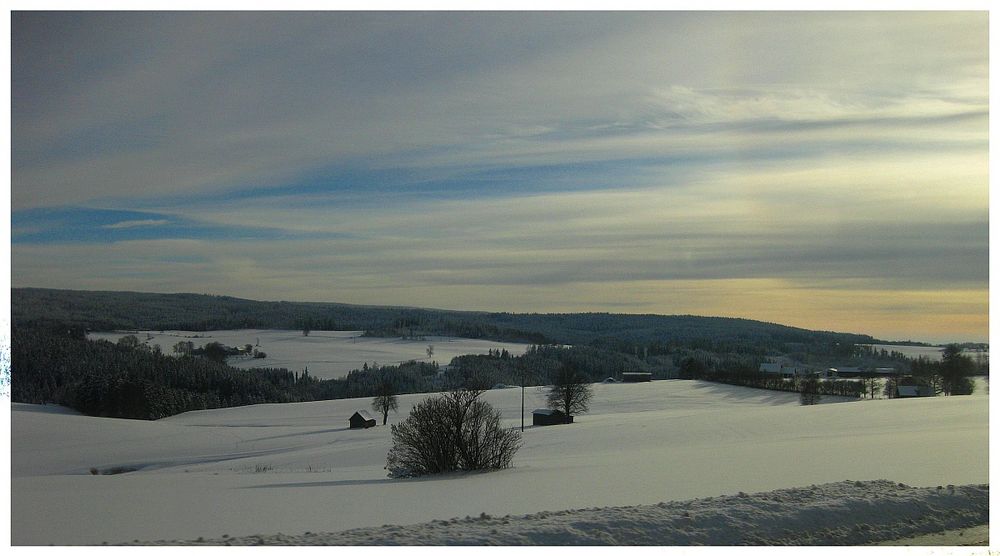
[385,388,521,478]
[546,364,593,420]
[173,341,194,356]
[371,373,399,426]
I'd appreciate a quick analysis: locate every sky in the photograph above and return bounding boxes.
[9,11,989,343]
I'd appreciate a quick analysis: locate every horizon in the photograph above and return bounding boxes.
[12,285,982,346]
[11,11,989,344]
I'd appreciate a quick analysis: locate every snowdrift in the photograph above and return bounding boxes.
[125,480,988,545]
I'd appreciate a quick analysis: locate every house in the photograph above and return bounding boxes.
[831,367,900,379]
[759,362,784,374]
[349,410,377,429]
[830,367,863,378]
[532,409,573,426]
[897,385,936,398]
[622,372,652,383]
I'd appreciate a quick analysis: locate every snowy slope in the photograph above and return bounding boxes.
[11,380,988,545]
[126,481,989,546]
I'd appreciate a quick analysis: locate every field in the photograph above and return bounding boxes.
[863,344,989,362]
[11,379,987,545]
[87,329,532,379]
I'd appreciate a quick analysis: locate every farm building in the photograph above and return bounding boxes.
[829,367,863,378]
[831,367,901,379]
[622,372,652,383]
[533,409,573,426]
[349,410,377,429]
[897,385,936,398]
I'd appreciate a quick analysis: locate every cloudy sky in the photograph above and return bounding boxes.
[11,11,988,343]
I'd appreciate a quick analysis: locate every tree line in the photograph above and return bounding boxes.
[12,324,646,420]
[13,287,880,355]
[13,315,977,421]
[13,325,322,419]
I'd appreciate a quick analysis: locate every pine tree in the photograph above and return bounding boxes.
[799,376,822,405]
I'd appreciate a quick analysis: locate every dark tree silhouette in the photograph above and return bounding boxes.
[371,373,399,426]
[940,344,975,395]
[203,342,228,363]
[385,389,521,478]
[799,376,822,405]
[546,364,593,419]
[117,335,140,349]
[173,340,194,355]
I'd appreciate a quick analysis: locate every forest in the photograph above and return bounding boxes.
[13,323,663,419]
[14,287,882,355]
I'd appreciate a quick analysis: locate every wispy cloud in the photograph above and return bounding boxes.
[10,11,989,342]
[101,219,170,230]
[12,207,352,243]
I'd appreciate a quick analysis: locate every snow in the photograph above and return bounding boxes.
[11,380,988,545]
[862,344,989,362]
[87,329,532,379]
[125,481,989,545]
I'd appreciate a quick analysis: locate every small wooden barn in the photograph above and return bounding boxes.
[349,410,377,429]
[532,408,573,426]
[897,385,936,398]
[622,372,652,383]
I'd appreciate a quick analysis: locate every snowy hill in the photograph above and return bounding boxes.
[11,380,987,545]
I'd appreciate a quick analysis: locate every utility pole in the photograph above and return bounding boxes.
[521,381,525,432]
[520,361,526,432]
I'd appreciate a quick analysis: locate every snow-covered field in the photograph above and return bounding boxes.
[87,329,532,379]
[862,344,989,362]
[12,380,988,545]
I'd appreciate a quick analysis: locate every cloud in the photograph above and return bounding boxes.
[11,12,987,208]
[8,12,989,342]
[101,219,170,230]
[11,207,352,244]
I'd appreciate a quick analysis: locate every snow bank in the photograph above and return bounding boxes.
[124,481,988,545]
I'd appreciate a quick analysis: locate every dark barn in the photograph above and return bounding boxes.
[533,408,573,426]
[897,385,936,398]
[622,372,652,383]
[349,409,377,429]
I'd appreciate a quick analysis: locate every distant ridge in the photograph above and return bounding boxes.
[12,287,879,350]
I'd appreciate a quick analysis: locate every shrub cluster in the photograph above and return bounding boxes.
[385,390,521,478]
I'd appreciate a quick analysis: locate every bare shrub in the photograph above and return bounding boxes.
[386,390,521,478]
